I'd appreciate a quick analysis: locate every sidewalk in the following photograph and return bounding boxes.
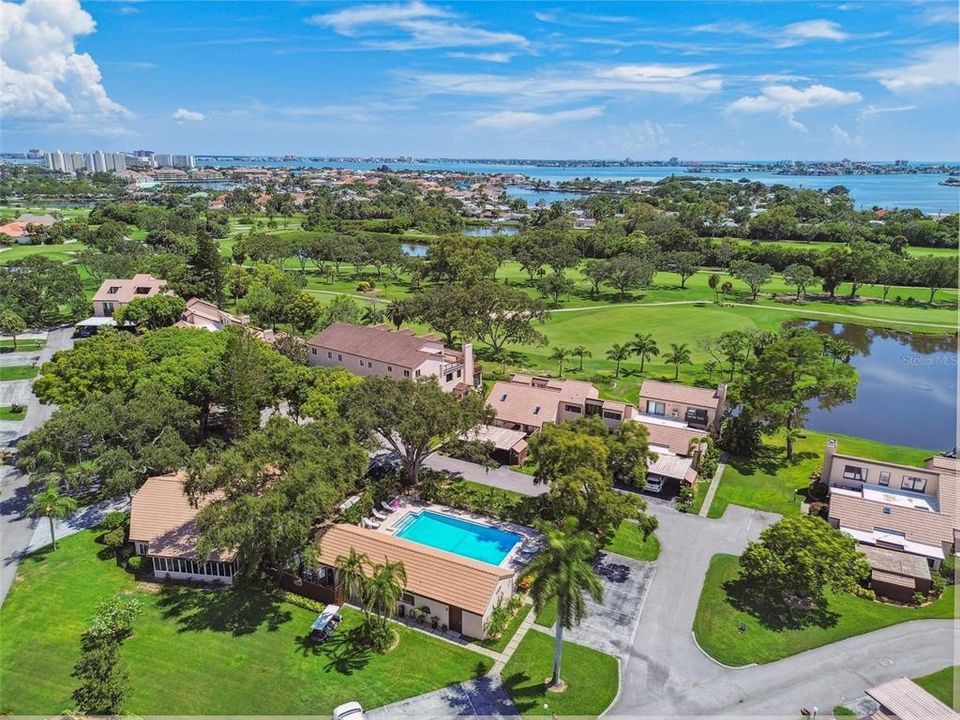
[697,459,726,517]
[23,495,130,555]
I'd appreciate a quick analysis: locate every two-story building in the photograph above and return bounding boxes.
[823,439,958,600]
[306,322,478,393]
[637,380,727,432]
[92,273,168,317]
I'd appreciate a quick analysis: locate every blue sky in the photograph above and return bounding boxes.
[1,0,958,158]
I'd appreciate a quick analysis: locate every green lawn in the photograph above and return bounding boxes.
[708,430,934,518]
[0,405,27,421]
[915,666,958,709]
[476,603,532,653]
[692,554,957,667]
[501,629,619,717]
[0,338,45,352]
[689,477,712,515]
[0,365,39,381]
[534,598,557,628]
[605,521,661,561]
[0,530,492,715]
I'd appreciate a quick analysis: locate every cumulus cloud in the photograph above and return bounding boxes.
[403,63,722,105]
[727,83,862,131]
[0,0,129,121]
[777,19,849,46]
[172,107,206,122]
[474,106,603,129]
[871,45,958,91]
[307,1,527,51]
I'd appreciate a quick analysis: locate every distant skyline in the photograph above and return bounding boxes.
[1,0,958,159]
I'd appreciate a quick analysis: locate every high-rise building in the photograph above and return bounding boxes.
[43,149,128,174]
[154,153,195,169]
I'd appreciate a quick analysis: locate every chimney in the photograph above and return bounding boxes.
[463,342,475,387]
[823,438,837,483]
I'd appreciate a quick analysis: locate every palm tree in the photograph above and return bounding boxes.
[365,559,407,633]
[521,518,603,689]
[720,280,733,299]
[605,343,630,378]
[550,346,570,377]
[571,345,592,371]
[335,548,370,611]
[385,301,409,330]
[707,273,720,304]
[26,481,77,551]
[666,342,693,380]
[362,305,386,326]
[630,333,660,373]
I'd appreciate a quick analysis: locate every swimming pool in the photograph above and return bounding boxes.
[394,511,521,565]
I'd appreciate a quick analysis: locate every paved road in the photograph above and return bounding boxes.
[606,502,956,716]
[0,328,74,605]
[424,454,546,497]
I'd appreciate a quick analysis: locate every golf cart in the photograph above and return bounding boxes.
[308,604,342,644]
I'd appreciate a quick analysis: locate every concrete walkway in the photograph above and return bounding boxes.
[697,460,726,517]
[24,494,130,555]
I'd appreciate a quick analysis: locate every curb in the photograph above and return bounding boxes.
[690,630,757,670]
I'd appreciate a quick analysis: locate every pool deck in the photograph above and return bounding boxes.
[375,496,542,572]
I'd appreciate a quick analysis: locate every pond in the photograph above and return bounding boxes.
[462,225,520,237]
[505,186,583,206]
[803,322,957,451]
[400,243,428,257]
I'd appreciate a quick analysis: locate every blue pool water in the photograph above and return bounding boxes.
[394,511,520,565]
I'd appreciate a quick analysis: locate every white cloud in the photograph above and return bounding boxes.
[871,45,958,91]
[727,83,862,132]
[474,106,603,129]
[0,0,129,121]
[307,1,527,51]
[918,4,957,25]
[172,107,206,122]
[778,19,849,46]
[835,3,862,10]
[858,104,916,118]
[447,52,514,63]
[830,123,861,147]
[403,63,722,105]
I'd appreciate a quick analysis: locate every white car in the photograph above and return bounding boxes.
[645,475,664,494]
[333,702,365,720]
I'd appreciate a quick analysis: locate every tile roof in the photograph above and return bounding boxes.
[461,424,529,451]
[92,274,168,304]
[866,677,960,720]
[487,376,598,430]
[638,418,706,456]
[640,380,722,409]
[129,472,233,562]
[178,297,244,330]
[315,524,512,615]
[307,322,444,369]
[0,221,29,238]
[859,544,931,580]
[16,213,57,226]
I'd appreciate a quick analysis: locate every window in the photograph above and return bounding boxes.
[565,404,582,413]
[135,286,150,294]
[387,365,392,372]
[901,476,927,493]
[878,471,890,487]
[685,408,709,425]
[402,592,415,605]
[646,400,666,416]
[403,370,411,378]
[457,369,462,378]
[883,507,892,514]
[311,348,317,355]
[603,410,622,420]
[337,354,342,361]
[135,542,147,556]
[500,393,508,401]
[446,373,453,382]
[533,406,541,415]
[415,370,421,377]
[842,465,868,482]
[327,351,332,358]
[107,286,120,294]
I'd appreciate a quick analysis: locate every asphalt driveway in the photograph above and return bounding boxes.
[367,676,519,719]
[539,551,656,661]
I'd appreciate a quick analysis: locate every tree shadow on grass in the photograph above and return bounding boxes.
[500,670,545,715]
[722,575,840,632]
[292,625,373,675]
[728,445,818,478]
[156,584,292,636]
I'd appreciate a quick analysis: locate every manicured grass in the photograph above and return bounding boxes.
[832,705,857,716]
[476,603,532,653]
[914,666,958,710]
[605,521,661,561]
[0,338,45,351]
[709,429,933,518]
[0,405,27,421]
[0,364,39,381]
[0,530,492,715]
[534,598,557,628]
[688,477,712,515]
[501,629,619,717]
[692,554,957,667]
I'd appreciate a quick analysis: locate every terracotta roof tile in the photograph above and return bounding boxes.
[640,380,722,409]
[307,322,445,369]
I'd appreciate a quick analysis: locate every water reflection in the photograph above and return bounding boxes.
[802,322,958,450]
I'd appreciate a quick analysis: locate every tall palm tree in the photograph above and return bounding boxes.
[521,518,603,689]
[385,301,409,330]
[335,548,370,612]
[605,343,630,378]
[707,273,720,304]
[630,333,660,373]
[365,559,407,633]
[571,345,592,371]
[550,346,570,377]
[362,305,386,326]
[26,481,77,551]
[666,342,693,380]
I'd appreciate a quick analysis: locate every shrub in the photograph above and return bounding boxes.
[807,501,828,518]
[356,281,375,292]
[851,585,876,601]
[281,591,326,613]
[676,485,695,513]
[126,555,145,573]
[484,600,511,639]
[516,574,533,593]
[930,573,946,598]
[939,555,956,584]
[912,591,926,605]
[101,511,129,531]
[102,527,126,550]
[10,403,25,414]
